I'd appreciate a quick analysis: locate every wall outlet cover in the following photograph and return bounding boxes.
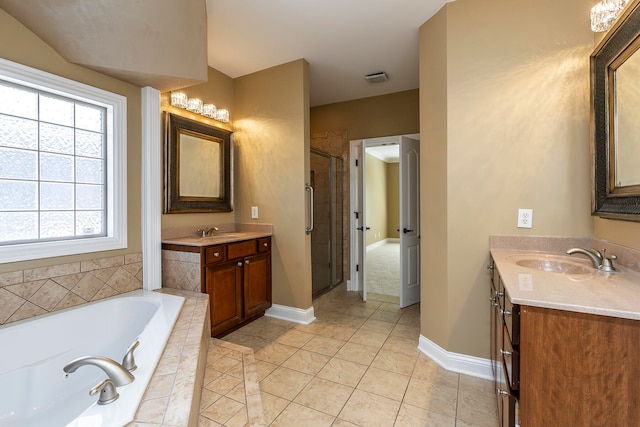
[517,208,533,228]
[251,206,259,219]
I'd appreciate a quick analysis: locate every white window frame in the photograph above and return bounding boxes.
[0,58,127,263]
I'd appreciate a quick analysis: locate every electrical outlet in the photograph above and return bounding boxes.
[251,206,259,219]
[517,208,533,228]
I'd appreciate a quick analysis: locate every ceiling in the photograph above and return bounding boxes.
[206,0,449,107]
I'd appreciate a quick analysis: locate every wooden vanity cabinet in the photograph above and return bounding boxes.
[205,237,272,337]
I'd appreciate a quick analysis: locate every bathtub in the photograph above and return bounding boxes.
[0,290,185,427]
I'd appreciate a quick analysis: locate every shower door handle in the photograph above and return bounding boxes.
[305,183,314,235]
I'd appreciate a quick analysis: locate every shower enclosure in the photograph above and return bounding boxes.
[310,148,344,298]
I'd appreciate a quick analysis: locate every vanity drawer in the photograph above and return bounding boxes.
[502,325,520,391]
[205,245,226,264]
[503,293,520,346]
[258,237,271,253]
[227,240,258,260]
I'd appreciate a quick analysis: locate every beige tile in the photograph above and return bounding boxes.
[380,335,418,357]
[390,323,421,340]
[317,323,358,341]
[344,305,376,318]
[5,279,45,299]
[71,273,105,301]
[302,335,346,356]
[54,292,87,311]
[394,403,456,427]
[412,355,459,388]
[459,374,495,396]
[294,319,330,335]
[143,374,176,400]
[199,388,222,412]
[456,390,499,427]
[6,301,46,323]
[332,418,360,426]
[254,342,297,365]
[200,396,244,425]
[272,402,335,426]
[226,381,246,404]
[361,318,396,335]
[0,270,23,288]
[0,288,27,323]
[357,367,410,401]
[197,415,223,426]
[334,342,379,366]
[294,377,354,416]
[331,314,367,328]
[369,309,403,323]
[377,302,401,313]
[275,329,316,348]
[208,355,241,374]
[317,358,368,387]
[260,392,290,425]
[134,397,169,424]
[80,255,124,272]
[255,359,279,381]
[338,389,401,426]
[24,262,80,281]
[371,349,417,376]
[403,376,458,418]
[281,349,331,375]
[348,328,388,349]
[29,279,68,311]
[224,406,249,427]
[259,366,313,400]
[204,373,242,395]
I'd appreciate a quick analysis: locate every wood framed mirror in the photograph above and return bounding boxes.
[164,112,233,213]
[591,0,640,220]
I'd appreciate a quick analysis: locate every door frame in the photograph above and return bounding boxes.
[348,134,420,298]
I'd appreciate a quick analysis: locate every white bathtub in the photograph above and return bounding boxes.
[0,290,185,427]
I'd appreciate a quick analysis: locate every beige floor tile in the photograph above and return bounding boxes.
[255,359,278,381]
[254,342,297,365]
[334,342,379,366]
[377,302,402,313]
[259,366,313,400]
[203,373,242,395]
[317,358,368,387]
[281,348,332,375]
[338,389,401,427]
[226,381,246,404]
[200,396,244,425]
[360,318,396,335]
[390,323,421,340]
[370,349,417,376]
[344,305,376,318]
[224,406,249,427]
[366,293,400,304]
[459,374,495,396]
[397,311,420,327]
[403,376,458,418]
[208,355,241,375]
[369,309,403,323]
[394,403,456,427]
[199,389,222,412]
[318,323,358,341]
[198,415,223,427]
[348,328,389,349]
[302,335,346,356]
[294,319,330,335]
[275,329,316,348]
[331,314,367,328]
[412,355,460,389]
[456,390,499,427]
[294,377,354,416]
[380,335,418,357]
[260,392,290,425]
[331,419,360,427]
[357,366,410,401]
[221,331,270,351]
[271,402,335,426]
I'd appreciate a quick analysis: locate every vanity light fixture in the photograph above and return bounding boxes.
[591,0,629,32]
[170,92,230,123]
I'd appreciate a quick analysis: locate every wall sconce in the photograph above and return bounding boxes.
[591,0,629,32]
[170,91,230,123]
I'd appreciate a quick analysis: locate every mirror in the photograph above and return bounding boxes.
[164,112,232,213]
[591,0,640,219]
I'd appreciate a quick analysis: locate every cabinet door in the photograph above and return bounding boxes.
[206,260,243,336]
[243,252,272,318]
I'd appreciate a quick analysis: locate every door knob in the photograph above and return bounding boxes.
[403,228,414,233]
[356,226,371,231]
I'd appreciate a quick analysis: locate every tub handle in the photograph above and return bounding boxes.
[90,378,120,405]
[122,340,140,372]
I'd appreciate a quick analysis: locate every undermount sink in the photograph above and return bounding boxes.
[506,254,593,274]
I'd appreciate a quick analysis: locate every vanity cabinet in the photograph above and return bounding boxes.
[490,255,640,426]
[206,237,272,337]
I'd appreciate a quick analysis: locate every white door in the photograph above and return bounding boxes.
[400,136,420,308]
[352,140,367,301]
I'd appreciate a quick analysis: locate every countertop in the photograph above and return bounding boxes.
[162,231,272,247]
[491,249,640,321]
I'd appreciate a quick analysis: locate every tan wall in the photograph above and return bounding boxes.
[234,59,312,309]
[387,162,400,238]
[0,9,143,274]
[365,154,388,245]
[420,0,595,358]
[161,67,237,234]
[310,90,419,140]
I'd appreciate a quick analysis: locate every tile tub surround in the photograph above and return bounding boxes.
[163,249,202,292]
[0,253,143,325]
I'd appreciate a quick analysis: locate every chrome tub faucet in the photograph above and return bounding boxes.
[63,355,135,405]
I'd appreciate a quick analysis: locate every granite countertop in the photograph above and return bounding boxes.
[491,248,640,321]
[162,231,272,247]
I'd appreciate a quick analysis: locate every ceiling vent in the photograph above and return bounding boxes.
[364,72,388,83]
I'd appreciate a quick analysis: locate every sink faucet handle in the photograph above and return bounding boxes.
[600,248,617,272]
[589,248,603,259]
[122,339,140,372]
[90,378,120,405]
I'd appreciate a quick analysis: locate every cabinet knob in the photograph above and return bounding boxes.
[245,260,250,264]
[487,264,494,270]
[496,290,504,297]
[263,242,268,247]
[501,309,512,317]
[500,349,512,357]
[497,388,509,396]
[213,252,220,257]
[489,297,498,307]
[237,262,242,267]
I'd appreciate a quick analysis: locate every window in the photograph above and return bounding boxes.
[0,58,127,263]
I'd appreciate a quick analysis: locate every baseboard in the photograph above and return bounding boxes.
[346,279,356,291]
[265,304,316,325]
[366,237,399,251]
[418,334,493,380]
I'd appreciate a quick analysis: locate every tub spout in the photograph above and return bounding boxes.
[64,356,134,387]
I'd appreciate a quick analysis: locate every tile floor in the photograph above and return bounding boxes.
[198,283,498,426]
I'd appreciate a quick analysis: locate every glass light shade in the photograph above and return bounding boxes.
[186,98,203,114]
[202,103,217,118]
[591,0,629,32]
[170,92,188,108]
[214,108,229,123]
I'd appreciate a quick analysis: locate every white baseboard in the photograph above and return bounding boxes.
[265,304,316,325]
[366,237,400,251]
[418,334,493,380]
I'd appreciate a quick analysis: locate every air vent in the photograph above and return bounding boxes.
[364,72,388,83]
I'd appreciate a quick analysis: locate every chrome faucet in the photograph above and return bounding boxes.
[63,355,135,387]
[197,226,219,237]
[122,340,140,372]
[566,248,616,272]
